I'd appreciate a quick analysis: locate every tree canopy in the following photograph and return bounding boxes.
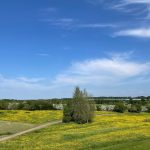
[63,86,95,124]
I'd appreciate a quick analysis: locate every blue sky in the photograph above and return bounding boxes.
[0,0,150,99]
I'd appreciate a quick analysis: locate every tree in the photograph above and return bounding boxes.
[63,86,95,124]
[96,105,102,111]
[147,105,150,113]
[113,102,126,113]
[128,104,142,113]
[63,101,74,123]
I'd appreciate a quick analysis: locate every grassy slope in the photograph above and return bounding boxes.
[0,111,150,150]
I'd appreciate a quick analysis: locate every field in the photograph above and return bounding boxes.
[0,121,34,137]
[0,110,62,124]
[0,110,150,150]
[0,110,62,138]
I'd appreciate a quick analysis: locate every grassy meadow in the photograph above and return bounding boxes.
[0,110,62,137]
[0,110,62,124]
[0,110,150,150]
[0,121,34,137]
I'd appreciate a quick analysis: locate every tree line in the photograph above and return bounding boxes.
[0,96,150,110]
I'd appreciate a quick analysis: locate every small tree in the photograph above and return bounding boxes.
[128,104,142,113]
[146,105,150,113]
[113,102,126,113]
[63,86,95,124]
[63,102,73,123]
[96,105,102,111]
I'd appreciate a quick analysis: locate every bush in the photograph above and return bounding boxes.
[146,105,150,113]
[62,102,73,123]
[63,87,95,124]
[128,104,142,113]
[96,105,101,111]
[113,103,126,113]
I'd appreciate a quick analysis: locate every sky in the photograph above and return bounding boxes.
[0,0,150,99]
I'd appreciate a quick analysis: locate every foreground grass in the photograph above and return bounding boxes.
[0,111,150,150]
[0,110,62,124]
[0,110,62,138]
[0,121,34,137]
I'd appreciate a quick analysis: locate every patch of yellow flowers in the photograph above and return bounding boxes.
[0,111,150,150]
[0,110,62,124]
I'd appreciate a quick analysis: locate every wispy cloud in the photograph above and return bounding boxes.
[54,53,150,86]
[1,53,150,98]
[77,23,117,28]
[86,0,150,19]
[43,18,76,29]
[114,28,150,38]
[108,51,134,60]
[43,17,117,30]
[17,77,45,83]
[52,53,150,96]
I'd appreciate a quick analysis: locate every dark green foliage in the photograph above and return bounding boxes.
[113,103,126,113]
[0,101,8,110]
[0,100,56,110]
[128,104,142,113]
[96,105,102,111]
[146,105,150,113]
[63,87,95,124]
[63,102,73,123]
[141,98,147,105]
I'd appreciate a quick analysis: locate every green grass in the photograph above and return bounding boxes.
[0,111,150,150]
[0,110,62,139]
[0,121,34,137]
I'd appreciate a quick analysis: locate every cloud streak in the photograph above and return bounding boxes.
[114,28,150,38]
[42,17,117,29]
[86,0,150,18]
[77,23,117,28]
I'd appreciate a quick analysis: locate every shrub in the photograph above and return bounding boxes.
[113,103,126,113]
[96,105,102,111]
[63,87,95,124]
[146,105,150,113]
[62,102,73,123]
[128,104,142,113]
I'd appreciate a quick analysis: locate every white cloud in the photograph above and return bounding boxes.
[42,17,116,29]
[86,0,150,18]
[77,23,117,28]
[114,28,150,38]
[112,0,150,18]
[54,54,150,85]
[124,0,150,5]
[0,75,60,99]
[1,54,150,99]
[53,55,150,97]
[17,77,45,83]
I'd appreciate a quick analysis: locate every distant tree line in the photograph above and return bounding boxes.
[0,100,60,110]
[0,96,150,110]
